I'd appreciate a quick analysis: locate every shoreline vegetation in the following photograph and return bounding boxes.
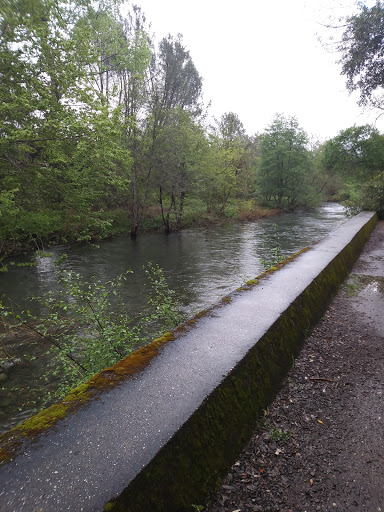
[0,199,280,260]
[4,0,377,266]
[1,1,384,260]
[2,0,384,435]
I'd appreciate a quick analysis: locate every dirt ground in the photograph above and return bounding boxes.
[205,221,384,512]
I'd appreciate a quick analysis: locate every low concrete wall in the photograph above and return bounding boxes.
[0,211,378,512]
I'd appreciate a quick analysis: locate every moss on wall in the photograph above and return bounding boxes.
[103,213,378,511]
[0,213,378,511]
[0,244,314,465]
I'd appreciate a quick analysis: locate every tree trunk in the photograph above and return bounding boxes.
[176,191,185,229]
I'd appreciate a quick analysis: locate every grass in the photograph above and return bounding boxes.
[268,426,292,443]
[345,276,360,297]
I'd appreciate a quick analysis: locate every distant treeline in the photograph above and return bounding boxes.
[1,0,383,257]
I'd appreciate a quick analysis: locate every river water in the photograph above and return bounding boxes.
[0,203,346,432]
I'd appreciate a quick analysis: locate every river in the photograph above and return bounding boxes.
[0,202,346,432]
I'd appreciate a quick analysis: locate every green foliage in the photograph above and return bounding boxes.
[152,109,207,231]
[337,1,384,108]
[357,171,384,217]
[259,224,287,270]
[0,0,322,251]
[258,114,316,210]
[144,262,184,328]
[196,113,255,214]
[322,126,384,181]
[0,264,184,403]
[155,34,203,118]
[0,0,151,249]
[321,125,384,213]
[268,426,292,443]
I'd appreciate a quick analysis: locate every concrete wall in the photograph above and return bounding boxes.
[0,211,378,512]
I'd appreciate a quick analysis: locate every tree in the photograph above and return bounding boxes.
[152,109,206,232]
[216,112,251,202]
[0,0,150,247]
[150,34,203,121]
[258,114,314,209]
[197,112,253,213]
[321,125,384,214]
[322,125,384,180]
[129,34,203,236]
[337,1,384,109]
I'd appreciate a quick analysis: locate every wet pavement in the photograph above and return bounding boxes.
[205,219,384,512]
[0,212,377,511]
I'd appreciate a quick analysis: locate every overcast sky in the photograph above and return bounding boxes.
[133,0,384,141]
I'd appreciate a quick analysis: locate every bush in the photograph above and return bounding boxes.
[0,263,184,405]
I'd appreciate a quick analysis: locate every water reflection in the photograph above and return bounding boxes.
[0,202,346,432]
[1,203,346,317]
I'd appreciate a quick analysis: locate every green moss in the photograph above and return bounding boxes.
[1,213,378,502]
[0,242,335,465]
[103,214,378,512]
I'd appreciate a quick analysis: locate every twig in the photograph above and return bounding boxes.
[309,377,337,383]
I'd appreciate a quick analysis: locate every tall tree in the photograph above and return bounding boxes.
[258,114,314,209]
[322,125,384,180]
[0,0,145,247]
[129,34,203,236]
[150,34,203,121]
[153,109,206,232]
[337,1,384,109]
[216,112,252,203]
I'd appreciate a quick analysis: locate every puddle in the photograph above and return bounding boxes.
[347,274,384,297]
[348,274,384,337]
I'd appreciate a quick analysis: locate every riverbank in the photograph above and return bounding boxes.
[0,203,347,435]
[0,199,278,259]
[0,211,373,511]
[205,220,384,512]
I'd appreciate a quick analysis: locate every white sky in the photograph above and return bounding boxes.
[133,0,384,141]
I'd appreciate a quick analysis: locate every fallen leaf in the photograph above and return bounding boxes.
[317,419,323,424]
[310,478,314,486]
[259,468,264,473]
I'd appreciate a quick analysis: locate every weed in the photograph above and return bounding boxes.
[268,426,292,443]
[0,263,184,407]
[259,224,287,270]
[345,276,360,296]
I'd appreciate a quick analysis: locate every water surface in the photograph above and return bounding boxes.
[0,203,346,432]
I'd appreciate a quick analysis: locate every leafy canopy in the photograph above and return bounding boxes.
[338,1,384,108]
[258,114,313,209]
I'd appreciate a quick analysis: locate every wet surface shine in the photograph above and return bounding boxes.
[347,221,384,336]
[0,203,347,433]
[0,212,374,512]
[1,203,346,316]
